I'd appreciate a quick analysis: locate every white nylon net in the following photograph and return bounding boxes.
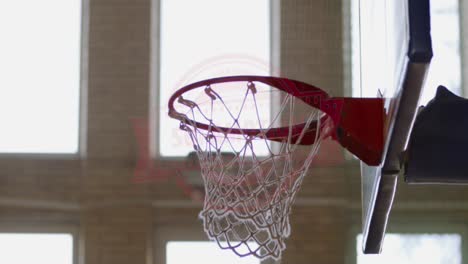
[174,81,333,260]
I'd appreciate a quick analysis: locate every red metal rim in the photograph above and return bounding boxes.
[167,75,341,144]
[167,75,385,166]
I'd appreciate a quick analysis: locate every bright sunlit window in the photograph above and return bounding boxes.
[420,0,461,104]
[159,0,271,157]
[0,1,81,153]
[0,233,73,264]
[356,233,462,264]
[167,241,260,264]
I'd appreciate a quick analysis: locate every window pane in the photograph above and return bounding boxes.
[0,233,73,264]
[167,241,260,264]
[356,233,462,264]
[420,0,461,105]
[350,0,361,98]
[159,0,271,157]
[0,1,81,153]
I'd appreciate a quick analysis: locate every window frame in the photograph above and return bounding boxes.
[461,0,468,98]
[0,0,88,158]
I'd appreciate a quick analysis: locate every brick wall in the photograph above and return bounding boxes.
[0,1,467,264]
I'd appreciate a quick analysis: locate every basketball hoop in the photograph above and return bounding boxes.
[168,76,384,260]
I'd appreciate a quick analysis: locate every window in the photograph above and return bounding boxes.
[0,1,82,153]
[419,0,462,104]
[0,233,74,263]
[158,0,271,157]
[167,241,260,264]
[350,0,361,98]
[356,233,462,264]
[351,0,462,104]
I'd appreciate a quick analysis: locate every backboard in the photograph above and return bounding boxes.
[358,0,433,253]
